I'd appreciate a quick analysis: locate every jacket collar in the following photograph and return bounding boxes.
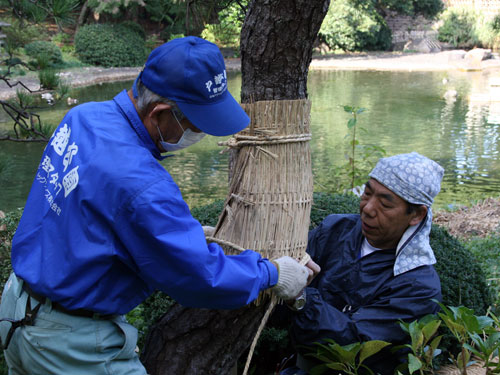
[113,90,167,161]
[393,209,436,275]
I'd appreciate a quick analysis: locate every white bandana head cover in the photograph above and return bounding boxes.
[369,152,444,275]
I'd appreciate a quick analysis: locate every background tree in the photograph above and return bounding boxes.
[140,1,330,374]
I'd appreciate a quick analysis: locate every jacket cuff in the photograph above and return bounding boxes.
[263,259,279,288]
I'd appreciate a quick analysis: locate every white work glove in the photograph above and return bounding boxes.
[272,256,309,300]
[202,226,215,237]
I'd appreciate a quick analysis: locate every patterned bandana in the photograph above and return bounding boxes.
[369,152,444,275]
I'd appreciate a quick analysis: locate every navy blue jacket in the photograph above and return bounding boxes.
[291,214,442,374]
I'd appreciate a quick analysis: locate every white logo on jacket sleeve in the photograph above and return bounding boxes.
[41,155,55,174]
[63,142,78,172]
[50,123,71,156]
[63,166,79,197]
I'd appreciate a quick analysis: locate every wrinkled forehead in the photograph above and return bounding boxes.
[366,178,408,205]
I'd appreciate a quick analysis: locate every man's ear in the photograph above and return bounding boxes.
[147,102,171,125]
[409,205,428,226]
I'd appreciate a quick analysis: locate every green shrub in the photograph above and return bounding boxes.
[74,23,147,67]
[309,192,360,228]
[39,69,60,90]
[431,224,493,361]
[7,0,47,23]
[190,199,225,226]
[319,0,392,52]
[201,0,247,49]
[431,225,492,314]
[477,13,500,49]
[463,234,500,313]
[438,8,479,48]
[121,20,146,40]
[0,209,22,290]
[24,41,63,67]
[2,20,45,55]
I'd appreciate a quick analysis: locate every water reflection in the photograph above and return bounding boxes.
[1,69,499,213]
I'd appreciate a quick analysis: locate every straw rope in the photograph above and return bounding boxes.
[242,253,311,375]
[205,236,247,253]
[218,133,312,148]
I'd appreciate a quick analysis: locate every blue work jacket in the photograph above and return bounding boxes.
[11,90,277,315]
[291,214,442,374]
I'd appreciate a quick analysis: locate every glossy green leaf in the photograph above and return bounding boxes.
[408,353,422,374]
[422,319,441,341]
[359,340,391,364]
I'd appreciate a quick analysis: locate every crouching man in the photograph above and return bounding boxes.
[283,152,444,375]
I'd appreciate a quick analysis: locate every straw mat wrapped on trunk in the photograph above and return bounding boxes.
[207,99,313,375]
[210,99,313,267]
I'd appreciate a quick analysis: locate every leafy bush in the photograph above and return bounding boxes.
[476,13,500,49]
[319,0,392,52]
[121,20,146,40]
[24,41,63,67]
[0,209,22,290]
[431,224,493,361]
[74,23,147,67]
[201,1,247,49]
[412,0,445,18]
[463,234,500,313]
[431,225,492,314]
[190,199,225,226]
[438,8,479,48]
[2,20,46,55]
[7,0,47,23]
[310,192,360,228]
[38,69,60,90]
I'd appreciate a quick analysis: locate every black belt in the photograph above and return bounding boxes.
[22,282,114,320]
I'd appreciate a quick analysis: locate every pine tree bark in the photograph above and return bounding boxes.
[140,1,329,374]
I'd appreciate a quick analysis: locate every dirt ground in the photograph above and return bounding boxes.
[434,197,500,239]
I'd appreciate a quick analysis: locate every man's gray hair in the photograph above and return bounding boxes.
[135,78,185,121]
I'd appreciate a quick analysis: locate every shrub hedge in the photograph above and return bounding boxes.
[24,41,63,67]
[318,0,392,52]
[74,23,147,67]
[438,8,479,48]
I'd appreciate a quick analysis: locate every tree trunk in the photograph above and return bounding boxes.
[140,1,329,374]
[76,0,89,31]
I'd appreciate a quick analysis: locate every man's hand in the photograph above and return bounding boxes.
[271,256,309,300]
[305,258,321,285]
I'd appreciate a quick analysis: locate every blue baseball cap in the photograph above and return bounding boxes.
[137,36,249,136]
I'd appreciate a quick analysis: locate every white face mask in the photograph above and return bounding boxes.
[157,111,206,152]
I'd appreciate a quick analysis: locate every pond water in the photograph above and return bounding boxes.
[1,69,500,213]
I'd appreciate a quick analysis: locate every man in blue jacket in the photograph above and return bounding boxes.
[0,37,317,374]
[282,152,444,375]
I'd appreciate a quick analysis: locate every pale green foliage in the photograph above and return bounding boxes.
[438,7,479,48]
[319,0,392,52]
[88,0,146,15]
[334,105,386,191]
[201,0,248,49]
[394,315,443,374]
[438,302,498,374]
[307,339,391,375]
